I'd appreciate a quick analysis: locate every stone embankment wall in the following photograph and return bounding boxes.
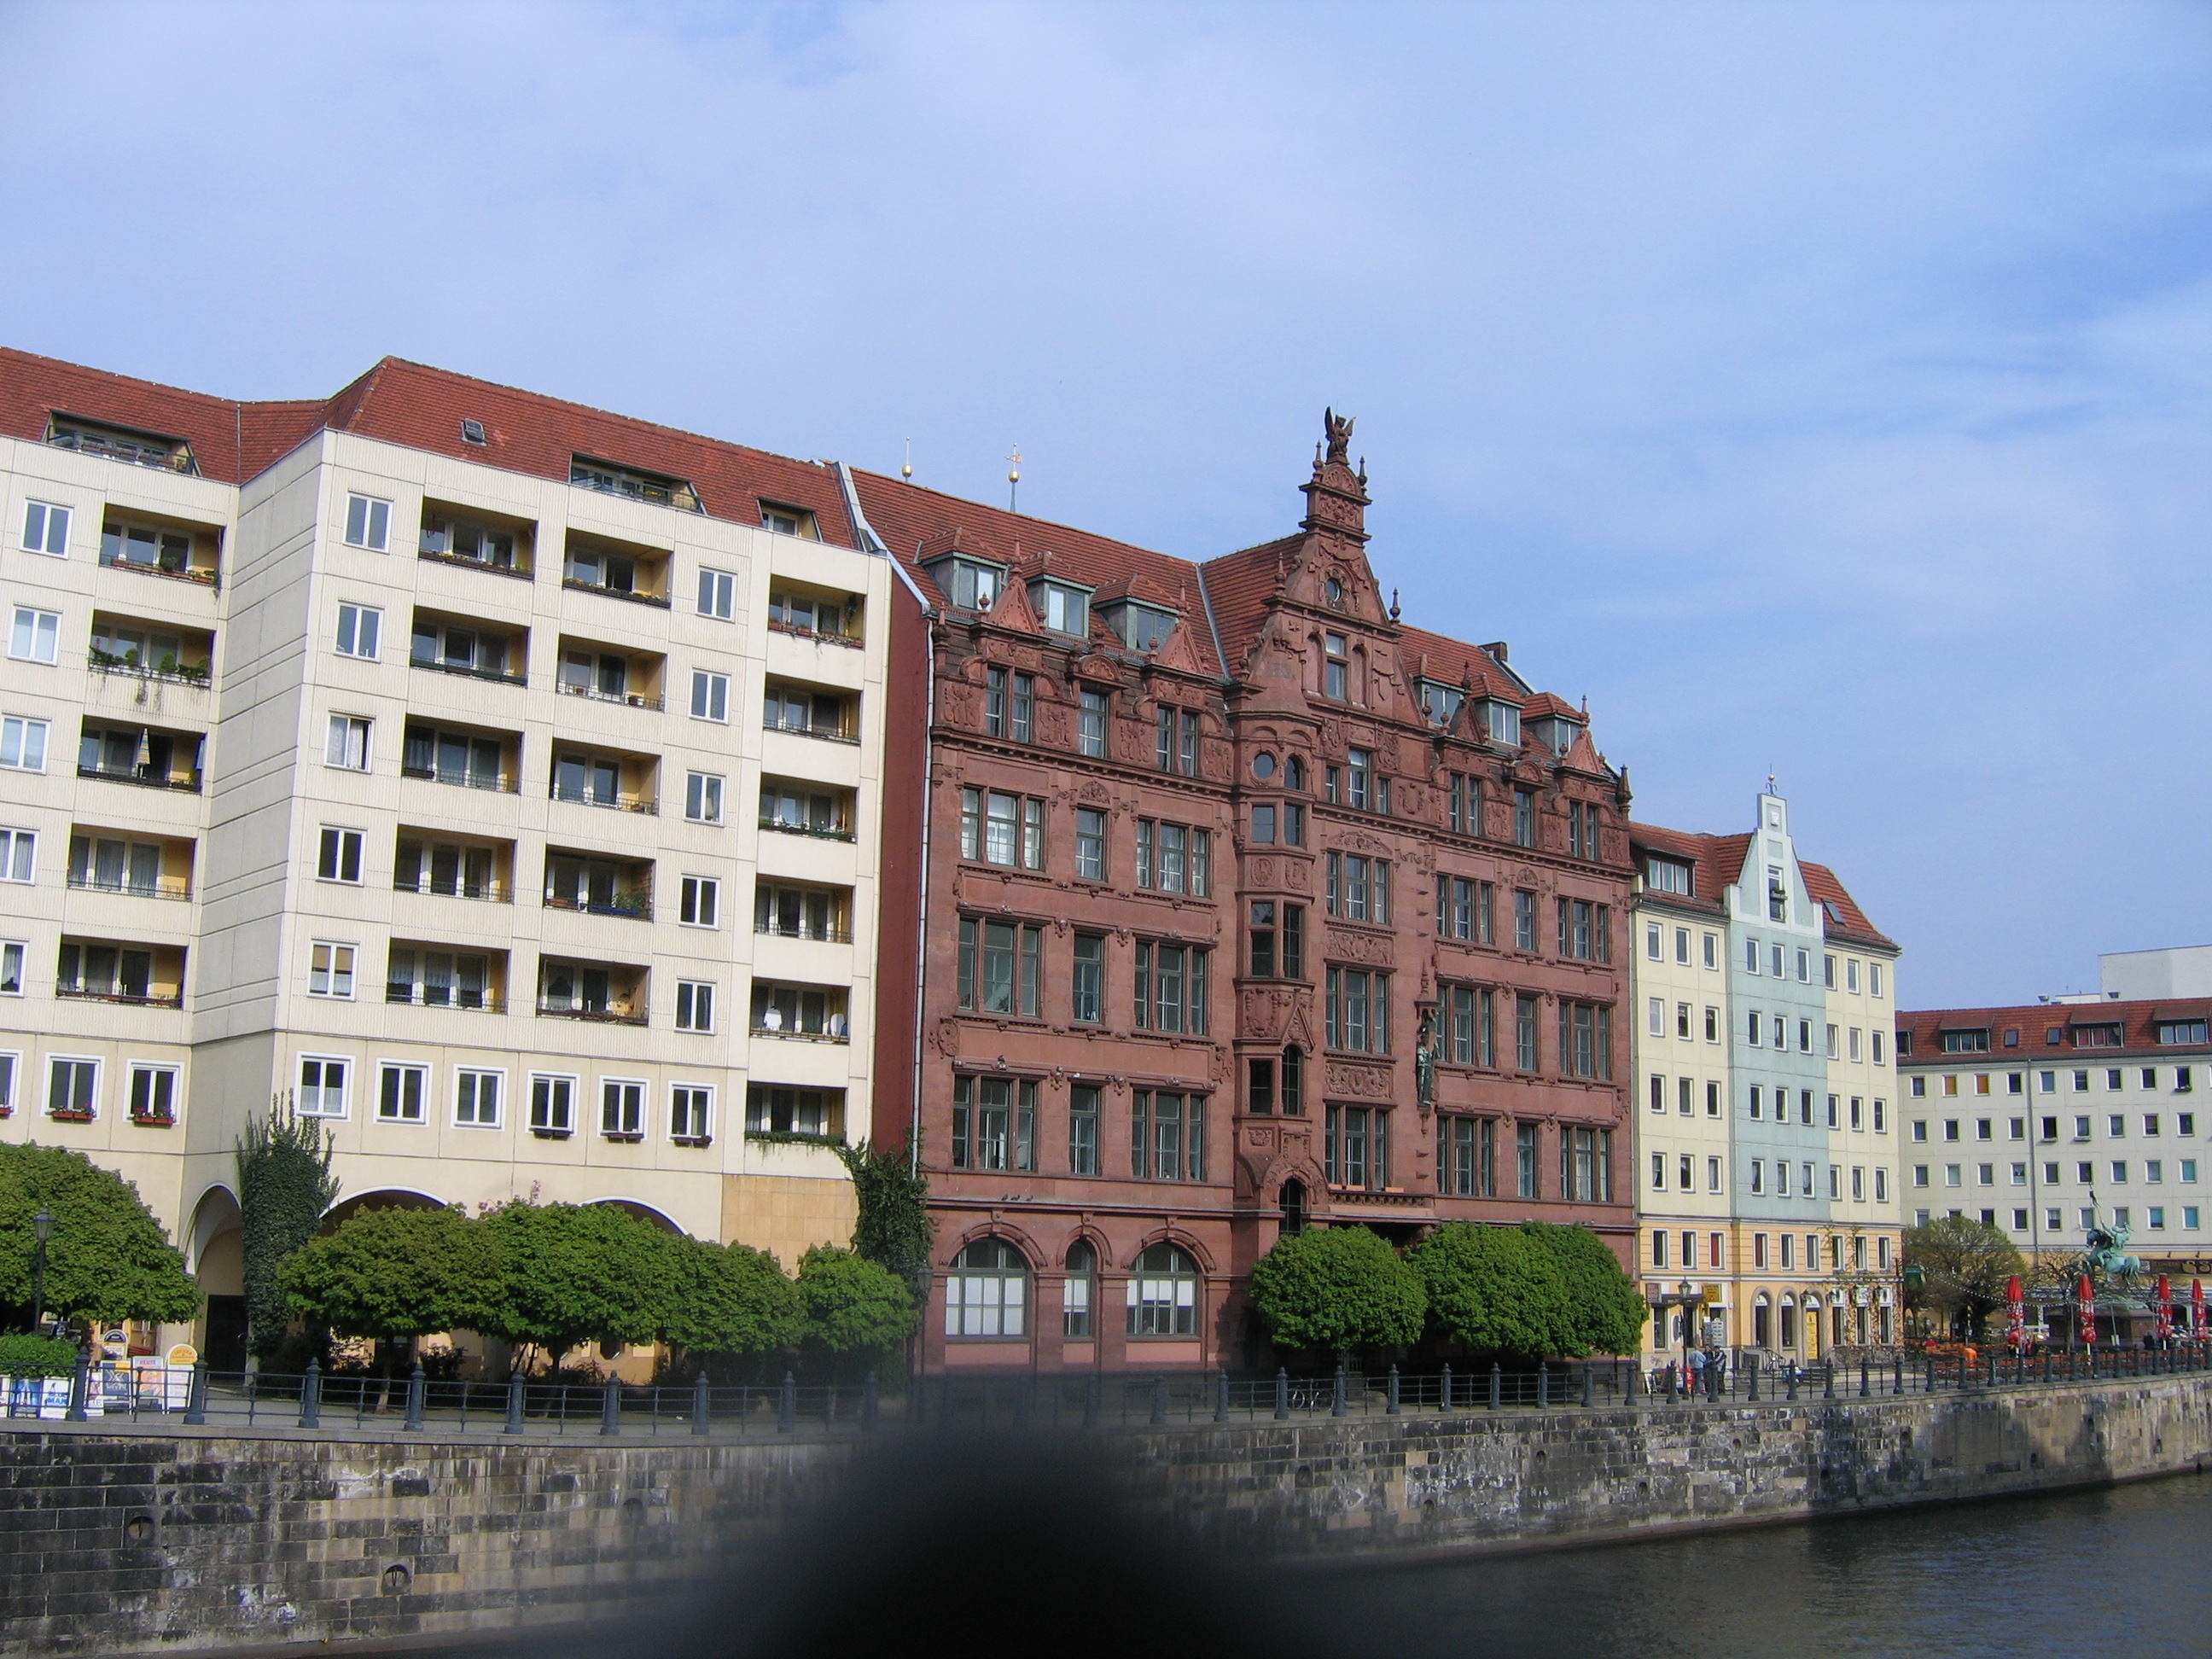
[3,1375,2209,1656]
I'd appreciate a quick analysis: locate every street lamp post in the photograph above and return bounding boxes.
[30,1208,53,1333]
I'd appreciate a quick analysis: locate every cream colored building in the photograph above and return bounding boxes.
[0,350,894,1365]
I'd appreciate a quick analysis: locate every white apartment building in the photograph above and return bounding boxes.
[0,349,898,1366]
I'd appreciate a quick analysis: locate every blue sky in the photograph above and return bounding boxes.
[3,1,2208,1005]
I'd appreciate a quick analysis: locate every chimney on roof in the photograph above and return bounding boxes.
[1484,640,1508,663]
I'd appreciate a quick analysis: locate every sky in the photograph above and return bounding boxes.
[2,1,2208,1007]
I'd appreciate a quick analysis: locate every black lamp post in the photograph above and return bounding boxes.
[30,1208,53,1333]
[1678,1278,1697,1368]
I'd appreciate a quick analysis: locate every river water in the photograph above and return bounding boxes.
[1289,1474,2212,1659]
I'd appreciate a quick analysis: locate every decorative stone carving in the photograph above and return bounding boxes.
[1324,1060,1394,1100]
[1324,927,1394,966]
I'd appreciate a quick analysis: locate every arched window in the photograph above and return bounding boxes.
[1285,756,1306,792]
[1279,1180,1307,1236]
[1802,1294,1821,1354]
[946,1238,1027,1337]
[1062,1240,1096,1339]
[1280,1045,1304,1116]
[1126,1242,1200,1337]
[1779,1294,1799,1349]
[1753,1291,1772,1348]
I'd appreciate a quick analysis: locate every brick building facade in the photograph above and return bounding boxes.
[856,415,1635,1373]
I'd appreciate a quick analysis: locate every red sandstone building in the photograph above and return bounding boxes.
[854,416,1635,1373]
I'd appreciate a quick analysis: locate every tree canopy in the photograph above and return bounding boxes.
[1521,1220,1648,1357]
[662,1236,806,1357]
[281,1204,499,1345]
[478,1201,681,1365]
[236,1103,339,1359]
[1411,1221,1641,1359]
[1904,1215,2025,1338]
[0,1144,198,1326]
[795,1245,917,1359]
[1249,1225,1427,1356]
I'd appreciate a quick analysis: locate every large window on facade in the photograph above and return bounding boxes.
[1132,943,1208,1033]
[1557,1001,1613,1080]
[1324,968,1390,1054]
[1126,1242,1199,1336]
[1438,1115,1495,1196]
[1447,984,1493,1067]
[1062,1239,1097,1337]
[958,918,1041,1017]
[1130,1091,1206,1181]
[1436,876,1493,943]
[1135,818,1209,894]
[946,1238,1028,1337]
[952,1075,1036,1171]
[960,788,1044,869]
[1555,898,1612,962]
[1325,853,1390,923]
[1558,1126,1614,1202]
[1324,1105,1389,1190]
[1068,1084,1100,1174]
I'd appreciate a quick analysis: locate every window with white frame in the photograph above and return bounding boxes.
[20,500,70,556]
[671,1085,713,1144]
[601,1079,644,1139]
[0,940,21,995]
[47,1057,97,1119]
[679,876,719,927]
[690,670,730,721]
[455,1068,502,1127]
[325,714,371,771]
[0,829,36,883]
[10,608,60,664]
[335,602,381,659]
[317,827,364,883]
[297,1056,349,1117]
[0,716,46,771]
[674,980,715,1032]
[684,771,724,824]
[308,942,356,998]
[344,493,392,550]
[697,568,736,620]
[0,1051,17,1113]
[528,1073,573,1135]
[128,1064,178,1123]
[379,1062,428,1123]
[946,1237,1027,1336]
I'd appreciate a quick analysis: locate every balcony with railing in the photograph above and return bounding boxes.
[77,722,204,793]
[556,637,665,712]
[562,533,672,608]
[767,585,864,649]
[544,850,653,921]
[47,416,198,474]
[410,612,527,688]
[754,881,854,943]
[56,940,185,1008]
[393,832,514,903]
[385,944,506,1012]
[537,958,649,1025]
[419,504,534,580]
[758,779,856,842]
[550,746,656,815]
[750,982,851,1044]
[88,614,214,687]
[67,831,194,901]
[99,516,221,588]
[569,457,702,514]
[400,723,521,794]
[763,680,859,745]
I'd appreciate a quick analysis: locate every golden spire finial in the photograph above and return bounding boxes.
[1007,444,1022,511]
[901,437,913,480]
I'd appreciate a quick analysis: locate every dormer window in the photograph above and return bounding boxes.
[760,503,820,540]
[1481,699,1522,748]
[1107,602,1177,653]
[1528,715,1581,758]
[926,556,1002,612]
[1418,681,1464,728]
[1941,1028,1991,1054]
[1644,857,1692,896]
[2071,1023,2124,1049]
[570,456,702,513]
[47,415,195,475]
[1033,580,1091,637]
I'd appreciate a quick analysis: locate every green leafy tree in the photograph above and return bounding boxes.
[1904,1215,2025,1339]
[236,1101,340,1360]
[662,1237,805,1360]
[0,1143,198,1326]
[1249,1225,1427,1358]
[796,1245,917,1375]
[281,1205,499,1349]
[1522,1221,1647,1357]
[480,1201,681,1371]
[835,1138,933,1289]
[1412,1221,1567,1359]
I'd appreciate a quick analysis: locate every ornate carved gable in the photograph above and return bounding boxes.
[1150,611,1211,676]
[1284,408,1389,622]
[985,572,1043,636]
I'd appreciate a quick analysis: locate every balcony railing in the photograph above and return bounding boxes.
[410,656,527,688]
[562,576,671,609]
[403,765,520,794]
[99,550,218,589]
[419,548,533,580]
[393,877,511,903]
[767,619,863,649]
[550,785,656,815]
[536,998,649,1026]
[766,722,860,747]
[88,652,211,687]
[67,875,192,902]
[759,819,855,843]
[753,1022,851,1045]
[544,894,653,921]
[755,920,854,944]
[555,681,664,712]
[385,987,504,1012]
[49,429,195,474]
[78,764,202,794]
[57,984,183,1009]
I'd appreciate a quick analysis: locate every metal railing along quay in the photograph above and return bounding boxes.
[6,1342,2209,1443]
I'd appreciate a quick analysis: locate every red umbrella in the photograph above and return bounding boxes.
[2193,1279,2206,1341]
[2156,1274,2173,1343]
[2077,1273,2098,1346]
[2006,1274,2026,1348]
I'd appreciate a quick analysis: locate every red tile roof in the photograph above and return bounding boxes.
[1802,861,1895,952]
[1896,1000,2212,1062]
[0,347,861,544]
